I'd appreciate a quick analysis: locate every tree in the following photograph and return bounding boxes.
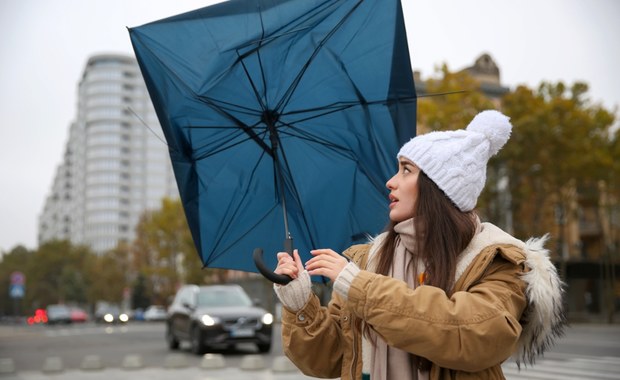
[131,198,206,304]
[24,240,95,312]
[501,82,616,242]
[417,64,496,134]
[86,245,131,306]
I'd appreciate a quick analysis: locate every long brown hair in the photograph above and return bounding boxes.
[365,170,477,370]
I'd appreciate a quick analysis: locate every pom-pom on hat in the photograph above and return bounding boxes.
[397,110,512,212]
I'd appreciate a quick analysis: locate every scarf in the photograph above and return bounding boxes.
[367,218,428,380]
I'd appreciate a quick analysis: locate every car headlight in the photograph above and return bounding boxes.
[201,314,220,326]
[261,313,274,325]
[104,313,114,323]
[119,313,129,323]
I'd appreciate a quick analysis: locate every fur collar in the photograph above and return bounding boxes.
[455,222,566,367]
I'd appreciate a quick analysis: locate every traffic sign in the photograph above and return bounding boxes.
[9,284,24,299]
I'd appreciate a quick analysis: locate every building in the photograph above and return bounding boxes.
[38,53,178,253]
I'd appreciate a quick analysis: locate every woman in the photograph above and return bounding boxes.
[273,110,565,380]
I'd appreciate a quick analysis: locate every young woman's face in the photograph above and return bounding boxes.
[386,158,420,222]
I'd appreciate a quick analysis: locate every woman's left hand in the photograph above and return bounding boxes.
[305,249,348,282]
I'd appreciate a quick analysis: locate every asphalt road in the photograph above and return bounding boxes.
[0,321,282,371]
[1,321,619,377]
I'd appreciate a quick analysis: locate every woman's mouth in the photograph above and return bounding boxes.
[389,195,398,208]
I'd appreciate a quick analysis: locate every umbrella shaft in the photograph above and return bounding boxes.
[266,119,291,241]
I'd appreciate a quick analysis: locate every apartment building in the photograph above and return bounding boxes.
[38,53,178,253]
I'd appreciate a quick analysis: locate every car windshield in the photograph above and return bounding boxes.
[196,288,252,307]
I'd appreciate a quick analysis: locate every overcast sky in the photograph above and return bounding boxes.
[1,0,618,253]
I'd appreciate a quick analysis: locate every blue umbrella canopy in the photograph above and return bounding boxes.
[129,0,416,282]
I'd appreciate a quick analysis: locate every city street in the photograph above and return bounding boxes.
[0,321,619,379]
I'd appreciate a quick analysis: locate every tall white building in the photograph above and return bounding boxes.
[38,53,178,253]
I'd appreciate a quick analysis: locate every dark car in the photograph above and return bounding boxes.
[166,284,273,354]
[94,303,129,324]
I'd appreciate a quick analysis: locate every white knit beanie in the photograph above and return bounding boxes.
[397,110,512,212]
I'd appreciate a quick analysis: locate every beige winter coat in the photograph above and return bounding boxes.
[280,223,565,379]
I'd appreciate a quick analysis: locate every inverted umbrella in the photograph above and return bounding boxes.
[129,0,416,283]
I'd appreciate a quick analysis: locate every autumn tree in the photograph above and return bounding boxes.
[501,82,616,242]
[86,244,131,306]
[23,240,95,311]
[131,197,207,304]
[417,64,496,134]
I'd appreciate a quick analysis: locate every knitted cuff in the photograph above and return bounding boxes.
[273,270,312,312]
[333,262,361,300]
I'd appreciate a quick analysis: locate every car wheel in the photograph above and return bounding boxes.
[257,342,271,353]
[166,324,180,350]
[190,325,206,355]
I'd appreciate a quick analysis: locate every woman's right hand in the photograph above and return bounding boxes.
[274,249,304,280]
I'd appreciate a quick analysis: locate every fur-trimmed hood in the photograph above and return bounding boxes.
[457,222,567,367]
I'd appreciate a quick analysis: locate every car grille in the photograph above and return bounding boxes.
[222,317,260,329]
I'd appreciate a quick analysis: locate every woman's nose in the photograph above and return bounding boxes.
[386,174,396,190]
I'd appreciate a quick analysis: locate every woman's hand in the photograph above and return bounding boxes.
[305,249,348,282]
[274,249,304,280]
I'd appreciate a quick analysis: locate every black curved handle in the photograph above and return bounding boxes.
[253,237,294,285]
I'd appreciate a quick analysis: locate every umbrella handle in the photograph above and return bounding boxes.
[253,245,293,285]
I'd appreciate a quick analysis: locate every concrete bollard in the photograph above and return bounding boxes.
[272,355,298,372]
[0,358,15,374]
[42,356,63,373]
[164,353,189,369]
[81,355,104,371]
[201,353,226,369]
[240,354,265,370]
[122,354,144,370]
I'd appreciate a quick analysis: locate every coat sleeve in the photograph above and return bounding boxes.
[280,292,347,378]
[346,254,528,372]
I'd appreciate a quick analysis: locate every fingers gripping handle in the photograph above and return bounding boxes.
[253,237,294,285]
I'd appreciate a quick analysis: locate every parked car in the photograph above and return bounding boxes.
[46,304,72,325]
[69,307,89,323]
[166,284,273,354]
[143,305,167,322]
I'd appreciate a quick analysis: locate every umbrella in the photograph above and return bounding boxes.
[128,0,416,284]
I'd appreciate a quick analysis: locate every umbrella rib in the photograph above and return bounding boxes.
[197,95,263,117]
[274,0,364,114]
[236,51,268,115]
[206,146,275,261]
[282,95,417,123]
[256,3,269,106]
[191,124,267,161]
[193,94,272,156]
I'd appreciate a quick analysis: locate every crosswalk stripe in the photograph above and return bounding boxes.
[502,357,620,380]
